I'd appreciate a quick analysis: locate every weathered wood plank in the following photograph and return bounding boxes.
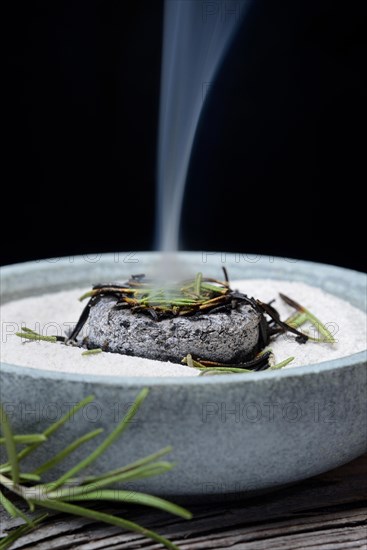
[1,454,366,550]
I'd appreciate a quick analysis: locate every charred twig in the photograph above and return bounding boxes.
[256,300,309,344]
[195,351,272,371]
[66,295,103,344]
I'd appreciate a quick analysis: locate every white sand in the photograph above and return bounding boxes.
[0,280,366,377]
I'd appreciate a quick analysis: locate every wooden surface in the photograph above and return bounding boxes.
[1,454,366,549]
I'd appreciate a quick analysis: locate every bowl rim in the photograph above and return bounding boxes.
[1,350,366,387]
[1,252,366,387]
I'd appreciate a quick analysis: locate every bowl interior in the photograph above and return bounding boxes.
[1,251,366,386]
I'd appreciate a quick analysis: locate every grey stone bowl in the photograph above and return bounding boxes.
[1,252,366,496]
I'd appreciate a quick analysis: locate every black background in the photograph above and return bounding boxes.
[3,0,366,271]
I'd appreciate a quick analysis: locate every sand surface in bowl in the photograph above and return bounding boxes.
[1,280,366,377]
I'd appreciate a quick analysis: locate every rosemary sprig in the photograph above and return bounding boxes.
[15,332,57,343]
[279,293,336,343]
[0,390,191,550]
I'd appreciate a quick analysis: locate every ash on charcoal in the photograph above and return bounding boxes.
[87,296,261,363]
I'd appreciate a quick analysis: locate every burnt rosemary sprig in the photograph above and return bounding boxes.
[0,390,191,550]
[182,352,272,373]
[67,273,235,342]
[78,274,231,314]
[183,354,253,374]
[183,352,295,375]
[67,271,324,347]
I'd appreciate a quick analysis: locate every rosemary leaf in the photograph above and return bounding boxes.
[27,499,180,550]
[81,348,102,356]
[79,290,95,301]
[20,327,38,335]
[63,490,192,519]
[194,272,203,297]
[47,462,174,499]
[270,356,295,370]
[0,474,28,500]
[15,332,57,343]
[284,311,308,328]
[0,514,48,550]
[143,299,198,306]
[184,354,194,367]
[198,366,252,374]
[77,445,172,485]
[19,473,41,482]
[0,468,41,482]
[279,293,336,343]
[183,355,252,373]
[32,428,104,476]
[0,490,34,526]
[0,405,20,484]
[199,370,230,376]
[199,282,227,294]
[0,434,47,445]
[17,395,95,463]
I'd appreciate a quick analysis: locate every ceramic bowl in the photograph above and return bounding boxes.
[1,252,366,496]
